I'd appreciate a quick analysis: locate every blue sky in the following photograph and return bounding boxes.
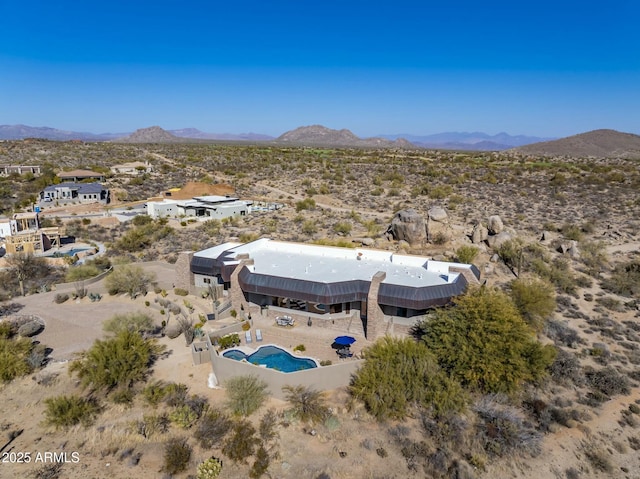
[1,1,638,137]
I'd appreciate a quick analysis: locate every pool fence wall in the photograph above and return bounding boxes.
[194,333,363,400]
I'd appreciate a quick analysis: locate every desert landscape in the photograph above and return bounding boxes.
[1,129,640,479]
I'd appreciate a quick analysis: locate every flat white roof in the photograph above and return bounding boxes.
[193,195,239,203]
[196,238,473,288]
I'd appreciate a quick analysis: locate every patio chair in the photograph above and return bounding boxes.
[255,329,263,342]
[245,330,252,344]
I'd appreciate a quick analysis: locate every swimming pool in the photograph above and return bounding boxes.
[222,345,318,372]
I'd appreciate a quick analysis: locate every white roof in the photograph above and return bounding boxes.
[196,238,473,288]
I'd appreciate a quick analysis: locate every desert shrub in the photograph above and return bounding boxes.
[549,349,584,386]
[17,320,44,337]
[162,438,192,475]
[163,382,189,407]
[560,223,583,241]
[301,220,317,235]
[43,395,100,428]
[545,319,582,348]
[103,312,155,335]
[295,198,316,212]
[222,419,260,463]
[225,375,268,416]
[530,257,578,295]
[105,264,155,297]
[350,336,465,420]
[293,344,306,352]
[579,240,608,274]
[65,263,100,282]
[0,322,15,339]
[473,396,542,458]
[584,366,631,398]
[69,330,165,393]
[197,457,223,479]
[455,245,479,264]
[250,445,270,479]
[333,221,352,235]
[135,413,170,438]
[132,214,153,226]
[54,293,69,304]
[218,333,241,350]
[174,287,189,296]
[111,388,135,405]
[497,238,525,274]
[30,463,63,479]
[195,408,232,448]
[282,385,330,424]
[509,276,556,332]
[170,404,199,429]
[0,336,35,382]
[583,443,614,473]
[601,260,640,297]
[418,287,556,394]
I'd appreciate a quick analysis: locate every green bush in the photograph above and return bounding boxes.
[225,375,268,416]
[418,287,556,394]
[295,198,316,212]
[455,245,479,264]
[0,336,35,382]
[105,264,156,297]
[601,260,640,297]
[103,312,155,335]
[509,276,556,332]
[65,263,100,282]
[250,445,270,479]
[293,344,306,352]
[170,405,199,429]
[162,438,192,475]
[197,457,223,479]
[43,395,100,428]
[350,337,465,420]
[333,222,352,235]
[69,330,165,393]
[174,287,188,296]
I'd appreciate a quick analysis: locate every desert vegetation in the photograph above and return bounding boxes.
[0,139,639,478]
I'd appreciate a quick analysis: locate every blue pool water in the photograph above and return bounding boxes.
[223,345,318,372]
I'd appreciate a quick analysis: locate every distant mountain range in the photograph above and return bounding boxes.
[1,124,638,157]
[379,132,555,150]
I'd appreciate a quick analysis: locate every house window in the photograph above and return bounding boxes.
[203,278,211,284]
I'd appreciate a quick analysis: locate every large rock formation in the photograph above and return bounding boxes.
[487,215,504,235]
[387,209,426,245]
[471,223,489,244]
[426,206,452,244]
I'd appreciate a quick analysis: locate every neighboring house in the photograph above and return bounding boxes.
[57,169,105,182]
[146,195,252,219]
[40,182,110,204]
[110,161,153,175]
[0,165,42,176]
[180,238,480,340]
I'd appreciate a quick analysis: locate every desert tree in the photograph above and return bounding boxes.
[105,264,155,297]
[417,287,556,394]
[4,252,49,296]
[103,311,156,335]
[509,276,556,332]
[69,330,165,394]
[350,336,465,420]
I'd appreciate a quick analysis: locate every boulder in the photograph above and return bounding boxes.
[471,223,488,244]
[428,206,448,222]
[427,206,451,244]
[487,215,504,234]
[387,209,426,245]
[486,231,512,249]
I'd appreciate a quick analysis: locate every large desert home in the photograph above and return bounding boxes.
[178,238,480,341]
[39,182,110,204]
[146,195,252,220]
[56,169,105,182]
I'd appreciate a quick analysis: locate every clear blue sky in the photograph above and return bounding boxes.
[1,1,639,137]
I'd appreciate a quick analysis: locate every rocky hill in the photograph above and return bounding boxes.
[276,125,415,148]
[117,126,183,143]
[512,129,640,158]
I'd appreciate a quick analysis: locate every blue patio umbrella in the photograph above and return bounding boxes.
[334,336,356,346]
